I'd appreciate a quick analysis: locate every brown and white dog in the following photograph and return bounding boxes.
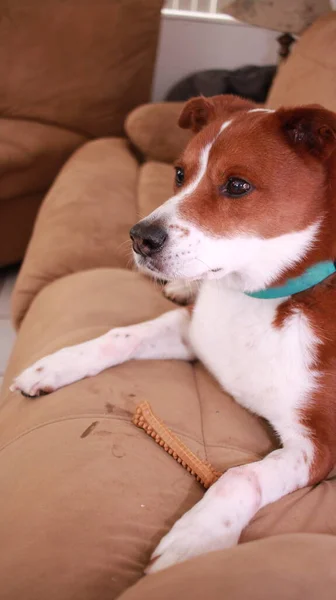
[10,95,336,574]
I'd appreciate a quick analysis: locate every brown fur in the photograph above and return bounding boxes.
[178,94,260,132]
[177,104,336,286]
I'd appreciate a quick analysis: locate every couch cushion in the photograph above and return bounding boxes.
[0,119,86,202]
[267,13,336,111]
[0,0,163,138]
[0,191,42,268]
[12,139,139,329]
[0,118,86,267]
[119,534,336,600]
[137,161,174,218]
[125,103,192,163]
[2,268,336,599]
[12,154,175,330]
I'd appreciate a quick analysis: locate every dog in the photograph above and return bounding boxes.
[10,94,336,574]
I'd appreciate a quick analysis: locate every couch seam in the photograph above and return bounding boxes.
[191,363,208,462]
[0,114,93,140]
[0,414,267,465]
[0,413,207,455]
[0,187,48,205]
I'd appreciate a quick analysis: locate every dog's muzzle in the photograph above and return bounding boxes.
[130,221,167,258]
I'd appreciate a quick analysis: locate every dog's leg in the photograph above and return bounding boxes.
[10,308,194,397]
[147,428,324,574]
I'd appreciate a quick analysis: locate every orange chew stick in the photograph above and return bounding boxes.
[133,401,222,489]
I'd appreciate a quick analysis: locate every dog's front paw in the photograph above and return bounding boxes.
[146,501,239,575]
[10,362,59,398]
[10,347,91,398]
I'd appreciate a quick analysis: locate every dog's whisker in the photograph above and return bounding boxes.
[116,239,132,252]
[126,257,135,270]
[195,257,212,273]
[122,248,134,259]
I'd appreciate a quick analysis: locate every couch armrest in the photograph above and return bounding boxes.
[266,13,336,111]
[0,117,87,267]
[12,138,139,329]
[125,102,192,163]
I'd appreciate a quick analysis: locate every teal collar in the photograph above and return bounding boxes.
[245,260,336,300]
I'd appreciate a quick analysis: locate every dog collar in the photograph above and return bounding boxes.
[245,260,336,300]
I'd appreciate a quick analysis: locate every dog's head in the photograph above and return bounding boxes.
[130,95,336,292]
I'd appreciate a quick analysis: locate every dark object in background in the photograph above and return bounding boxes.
[165,64,277,103]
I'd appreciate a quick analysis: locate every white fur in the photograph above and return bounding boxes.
[191,281,318,430]
[10,309,194,396]
[163,279,199,304]
[146,285,317,573]
[249,108,275,113]
[11,111,321,575]
[144,118,232,228]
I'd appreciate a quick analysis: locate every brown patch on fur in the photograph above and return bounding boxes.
[186,304,195,316]
[36,366,44,373]
[274,274,336,484]
[39,385,54,394]
[178,94,259,132]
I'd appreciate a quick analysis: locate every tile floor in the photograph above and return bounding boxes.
[0,267,18,391]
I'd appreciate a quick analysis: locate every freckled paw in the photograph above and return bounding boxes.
[20,389,51,399]
[145,505,241,575]
[9,355,71,398]
[9,344,96,397]
[145,524,204,574]
[10,364,58,398]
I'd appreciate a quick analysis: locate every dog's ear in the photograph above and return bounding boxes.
[278,105,336,159]
[178,94,257,133]
[178,96,215,132]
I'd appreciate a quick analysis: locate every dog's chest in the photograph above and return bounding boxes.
[189,281,318,422]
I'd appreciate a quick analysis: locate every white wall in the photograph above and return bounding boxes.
[152,13,279,101]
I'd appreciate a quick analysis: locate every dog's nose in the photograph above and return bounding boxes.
[130,222,168,257]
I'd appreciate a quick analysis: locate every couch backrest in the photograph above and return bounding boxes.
[266,13,336,112]
[0,0,163,137]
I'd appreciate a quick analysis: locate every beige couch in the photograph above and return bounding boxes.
[0,0,163,267]
[1,13,336,600]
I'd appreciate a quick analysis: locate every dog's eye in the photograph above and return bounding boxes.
[221,177,252,198]
[175,167,184,187]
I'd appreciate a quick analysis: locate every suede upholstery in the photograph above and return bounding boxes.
[2,269,336,599]
[0,0,163,267]
[125,102,191,163]
[266,13,336,111]
[2,12,336,600]
[12,139,139,328]
[119,535,336,600]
